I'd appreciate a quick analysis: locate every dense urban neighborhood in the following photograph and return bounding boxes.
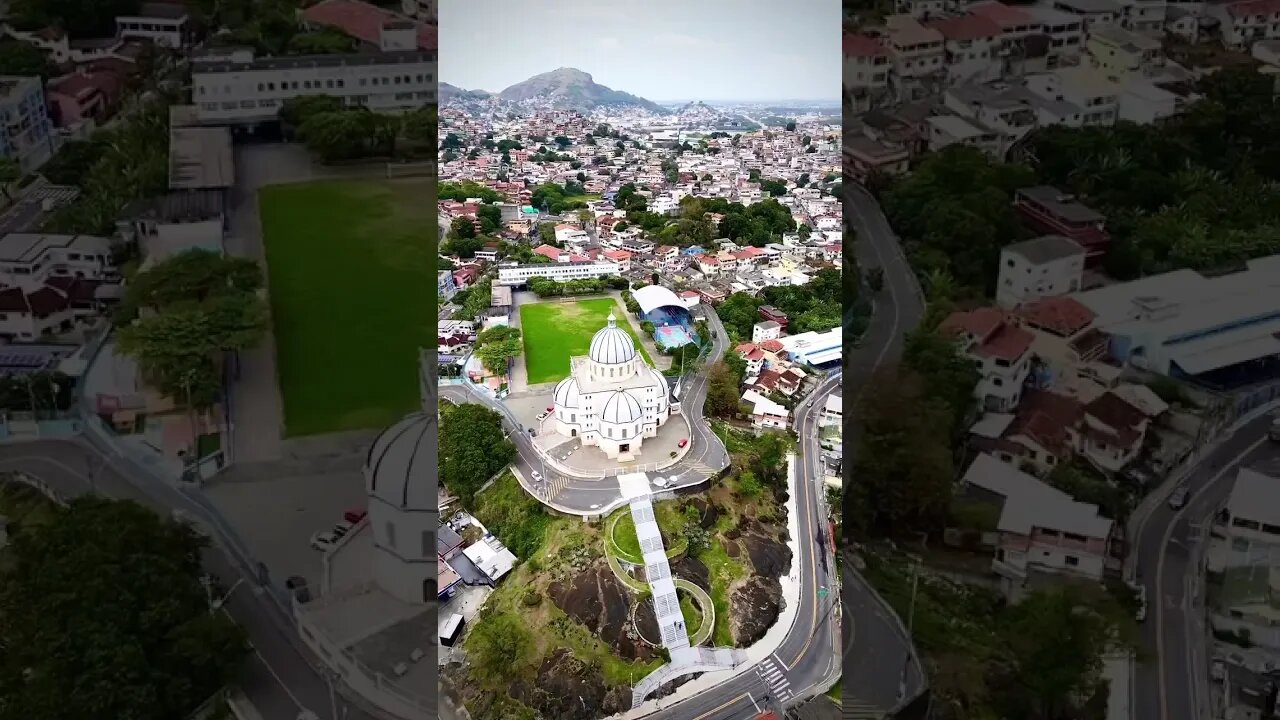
[845,1,1280,719]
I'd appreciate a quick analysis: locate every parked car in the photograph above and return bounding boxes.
[652,477,668,488]
[536,411,549,421]
[1168,487,1190,510]
[309,531,337,552]
[343,508,367,524]
[530,470,543,482]
[677,438,689,448]
[332,520,354,538]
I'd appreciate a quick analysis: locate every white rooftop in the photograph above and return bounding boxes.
[462,536,516,582]
[963,453,1113,539]
[1226,467,1280,529]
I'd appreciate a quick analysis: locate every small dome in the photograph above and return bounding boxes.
[589,312,637,365]
[600,390,643,426]
[554,377,580,408]
[652,368,670,397]
[365,412,431,510]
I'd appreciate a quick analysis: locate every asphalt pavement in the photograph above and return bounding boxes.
[0,438,386,720]
[1134,412,1280,720]
[841,182,928,713]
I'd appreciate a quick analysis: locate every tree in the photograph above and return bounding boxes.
[901,328,980,438]
[439,403,517,507]
[705,361,743,418]
[285,29,357,54]
[119,250,262,319]
[0,495,250,720]
[474,325,523,376]
[0,41,56,79]
[0,157,20,201]
[39,140,105,187]
[785,121,796,131]
[466,611,531,681]
[477,204,503,234]
[11,0,140,37]
[715,292,765,341]
[450,216,477,239]
[399,106,437,156]
[278,94,345,133]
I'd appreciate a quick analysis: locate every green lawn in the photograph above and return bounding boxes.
[259,179,434,436]
[519,298,651,384]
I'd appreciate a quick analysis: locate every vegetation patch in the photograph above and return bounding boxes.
[259,179,433,435]
[518,298,652,384]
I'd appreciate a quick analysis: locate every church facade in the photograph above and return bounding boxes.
[551,312,671,461]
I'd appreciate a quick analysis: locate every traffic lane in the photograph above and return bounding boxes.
[842,565,913,709]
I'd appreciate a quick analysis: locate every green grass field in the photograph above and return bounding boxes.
[259,179,433,436]
[518,298,651,384]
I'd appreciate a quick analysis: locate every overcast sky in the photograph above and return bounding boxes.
[439,0,840,102]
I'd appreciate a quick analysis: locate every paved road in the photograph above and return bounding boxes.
[0,438,385,720]
[639,372,843,720]
[841,182,928,713]
[1134,412,1280,720]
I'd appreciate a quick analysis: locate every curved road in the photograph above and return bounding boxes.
[842,182,928,714]
[1134,410,1280,720]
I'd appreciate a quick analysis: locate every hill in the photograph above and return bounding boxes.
[497,68,666,114]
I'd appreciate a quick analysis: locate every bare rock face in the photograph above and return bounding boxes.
[729,575,783,646]
[548,560,657,662]
[670,555,711,589]
[512,648,629,720]
[742,526,792,579]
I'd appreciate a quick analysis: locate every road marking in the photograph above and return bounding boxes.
[250,647,305,710]
[1155,435,1265,720]
[692,691,751,719]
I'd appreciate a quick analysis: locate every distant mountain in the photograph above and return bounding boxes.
[440,82,492,103]
[674,101,723,120]
[496,68,666,114]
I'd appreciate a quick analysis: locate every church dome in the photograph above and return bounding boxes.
[365,412,431,510]
[652,367,670,398]
[600,390,643,426]
[554,377,580,408]
[588,312,638,365]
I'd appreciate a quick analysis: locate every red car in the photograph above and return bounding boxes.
[546,406,554,412]
[343,508,367,524]
[677,438,689,448]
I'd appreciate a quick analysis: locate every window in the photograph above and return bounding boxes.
[1064,555,1079,567]
[1064,532,1086,542]
[1041,528,1060,537]
[421,530,433,557]
[386,522,397,548]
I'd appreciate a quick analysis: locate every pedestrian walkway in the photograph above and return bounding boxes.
[843,699,886,719]
[756,655,793,704]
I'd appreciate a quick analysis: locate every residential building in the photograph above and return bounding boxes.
[191,48,436,125]
[654,245,680,271]
[996,235,1086,309]
[1206,468,1280,648]
[735,342,766,376]
[843,134,911,180]
[776,327,842,366]
[926,13,1004,84]
[821,392,842,427]
[960,453,1115,598]
[119,190,227,261]
[496,261,619,286]
[0,76,55,173]
[1027,6,1087,67]
[967,1,1050,74]
[753,320,782,343]
[0,233,118,340]
[1015,295,1115,398]
[1024,67,1120,127]
[1052,0,1124,28]
[438,270,456,299]
[115,2,195,48]
[941,307,1034,412]
[1014,186,1110,263]
[927,113,1003,156]
[1087,24,1162,77]
[1207,0,1280,50]
[603,249,631,272]
[759,305,790,330]
[885,14,947,99]
[401,0,437,22]
[1079,388,1153,472]
[844,33,892,112]
[1118,0,1169,35]
[742,388,790,431]
[942,84,1038,155]
[46,68,128,128]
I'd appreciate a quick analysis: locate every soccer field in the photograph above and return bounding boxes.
[519,298,652,385]
[259,179,433,437]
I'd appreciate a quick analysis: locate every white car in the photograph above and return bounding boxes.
[309,531,338,551]
[332,521,354,537]
[1168,487,1190,510]
[652,477,668,488]
[530,470,543,483]
[536,411,550,422]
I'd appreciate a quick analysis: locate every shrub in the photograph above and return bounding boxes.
[521,590,542,607]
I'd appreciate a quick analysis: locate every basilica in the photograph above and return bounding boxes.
[551,312,671,460]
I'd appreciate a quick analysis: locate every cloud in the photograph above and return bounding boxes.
[596,36,621,50]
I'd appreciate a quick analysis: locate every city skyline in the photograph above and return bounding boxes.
[439,0,841,102]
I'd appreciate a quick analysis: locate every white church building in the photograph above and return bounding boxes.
[551,312,671,461]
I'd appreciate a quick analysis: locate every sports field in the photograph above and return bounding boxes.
[259,178,433,436]
[519,298,652,384]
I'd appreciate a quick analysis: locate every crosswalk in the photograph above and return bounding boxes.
[542,474,571,500]
[842,700,886,719]
[683,459,720,478]
[756,655,794,704]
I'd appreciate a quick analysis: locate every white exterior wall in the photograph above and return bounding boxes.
[116,15,189,47]
[497,262,618,285]
[973,353,1032,412]
[945,37,1002,84]
[368,500,436,605]
[996,248,1085,308]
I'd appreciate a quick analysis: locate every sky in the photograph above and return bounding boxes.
[439,0,841,103]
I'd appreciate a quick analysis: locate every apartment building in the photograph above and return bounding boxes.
[885,14,946,99]
[1087,25,1162,77]
[996,235,1086,309]
[927,14,1003,84]
[191,46,435,125]
[927,113,1003,156]
[1118,0,1169,34]
[942,83,1037,155]
[1206,468,1280,648]
[1210,0,1280,50]
[960,453,1115,599]
[1052,0,1125,28]
[0,233,117,340]
[844,33,892,112]
[115,2,195,48]
[496,261,619,286]
[1024,66,1120,127]
[940,307,1034,412]
[1014,186,1110,263]
[1027,6,1087,66]
[0,76,55,173]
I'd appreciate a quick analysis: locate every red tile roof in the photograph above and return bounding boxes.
[1009,389,1084,455]
[967,1,1038,29]
[1018,296,1096,337]
[1225,0,1280,17]
[760,339,785,353]
[844,32,888,58]
[927,13,1003,41]
[941,308,1033,361]
[940,307,1006,342]
[604,250,631,261]
[533,244,561,259]
[301,0,437,51]
[1084,392,1146,446]
[735,343,765,361]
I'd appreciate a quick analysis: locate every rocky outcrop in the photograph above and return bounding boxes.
[511,648,630,720]
[670,556,710,590]
[548,560,657,662]
[729,574,784,646]
[741,519,792,579]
